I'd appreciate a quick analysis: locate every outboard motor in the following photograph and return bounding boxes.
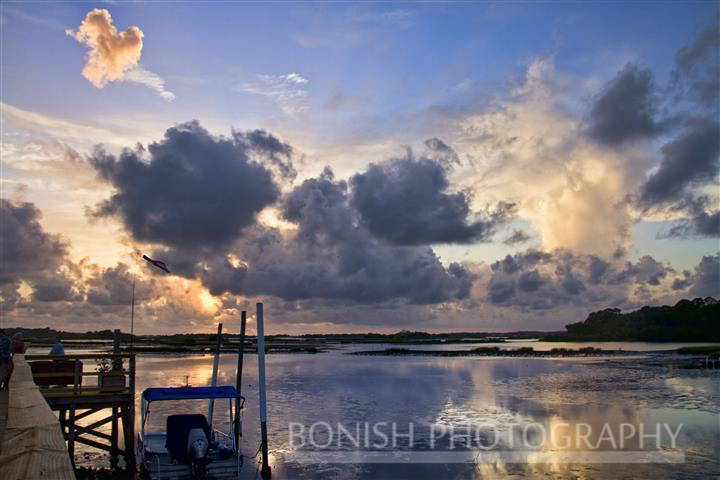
[166,414,212,478]
[187,427,211,478]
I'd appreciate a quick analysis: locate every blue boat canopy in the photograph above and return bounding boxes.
[142,386,244,403]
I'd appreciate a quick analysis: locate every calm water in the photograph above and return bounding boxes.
[28,343,720,479]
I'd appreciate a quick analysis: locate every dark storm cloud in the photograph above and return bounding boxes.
[502,229,531,246]
[162,168,475,305]
[0,198,68,286]
[33,275,79,302]
[517,270,543,292]
[659,195,720,239]
[89,121,281,250]
[671,254,720,298]
[588,256,610,284]
[629,25,720,240]
[84,122,491,307]
[486,249,676,310]
[586,64,664,146]
[86,263,139,306]
[617,256,674,286]
[671,270,692,291]
[350,156,515,245]
[488,280,515,303]
[687,255,720,298]
[0,199,82,309]
[233,129,297,180]
[673,23,720,107]
[559,268,586,295]
[639,117,720,207]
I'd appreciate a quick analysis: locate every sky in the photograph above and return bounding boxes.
[1,2,718,335]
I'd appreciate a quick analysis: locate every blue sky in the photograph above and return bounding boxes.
[1,2,718,333]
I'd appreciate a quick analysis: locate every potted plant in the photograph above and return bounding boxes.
[96,357,126,389]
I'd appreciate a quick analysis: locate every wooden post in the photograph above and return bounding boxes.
[257,303,271,480]
[234,310,247,446]
[126,354,136,469]
[68,358,80,467]
[59,408,67,439]
[111,406,119,468]
[208,323,223,430]
[112,329,122,370]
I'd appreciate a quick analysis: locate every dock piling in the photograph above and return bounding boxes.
[257,302,271,480]
[234,310,247,446]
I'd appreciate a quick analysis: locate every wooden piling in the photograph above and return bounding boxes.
[257,303,271,480]
[234,310,247,446]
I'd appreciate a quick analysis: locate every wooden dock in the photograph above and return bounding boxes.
[0,354,76,479]
[25,353,137,470]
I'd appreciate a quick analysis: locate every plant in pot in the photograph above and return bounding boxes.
[96,357,126,389]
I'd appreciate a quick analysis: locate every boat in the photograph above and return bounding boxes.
[139,386,246,480]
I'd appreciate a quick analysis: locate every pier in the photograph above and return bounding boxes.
[26,352,137,469]
[0,351,136,479]
[0,353,75,479]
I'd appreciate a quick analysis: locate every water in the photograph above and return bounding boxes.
[28,343,720,479]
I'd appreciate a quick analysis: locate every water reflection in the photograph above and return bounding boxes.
[49,347,719,479]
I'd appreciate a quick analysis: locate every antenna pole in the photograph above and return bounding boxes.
[130,273,136,350]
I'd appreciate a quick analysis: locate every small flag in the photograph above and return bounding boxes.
[142,255,170,273]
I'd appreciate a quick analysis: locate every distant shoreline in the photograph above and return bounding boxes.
[349,347,636,358]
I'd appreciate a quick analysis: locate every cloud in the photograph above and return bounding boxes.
[0,102,130,146]
[350,155,515,245]
[424,137,461,168]
[673,22,720,107]
[152,167,475,305]
[0,139,99,188]
[124,66,176,101]
[502,229,531,246]
[0,198,68,287]
[443,57,636,256]
[639,117,719,207]
[233,129,297,180]
[486,248,678,310]
[89,121,284,250]
[618,255,674,286]
[669,254,720,298]
[67,8,143,87]
[0,198,78,311]
[585,64,664,146]
[86,122,476,307]
[237,73,309,115]
[659,195,720,239]
[67,8,174,100]
[687,255,720,298]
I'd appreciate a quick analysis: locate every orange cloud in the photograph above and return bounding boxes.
[67,8,143,88]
